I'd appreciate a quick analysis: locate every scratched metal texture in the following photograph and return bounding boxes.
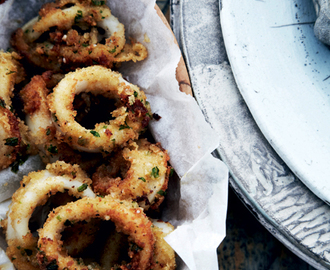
[171,0,330,269]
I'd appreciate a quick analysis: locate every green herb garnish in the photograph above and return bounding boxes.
[90,130,100,137]
[74,10,83,23]
[0,99,5,108]
[119,121,131,130]
[77,183,88,192]
[47,145,58,154]
[151,166,159,178]
[5,137,18,146]
[157,190,166,196]
[6,70,16,75]
[91,0,105,5]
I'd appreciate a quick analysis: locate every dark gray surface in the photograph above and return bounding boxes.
[171,0,330,269]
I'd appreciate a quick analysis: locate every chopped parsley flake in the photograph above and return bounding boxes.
[56,215,62,222]
[139,177,146,182]
[157,190,166,196]
[47,145,58,154]
[5,137,19,146]
[151,166,159,178]
[90,130,100,137]
[119,121,131,130]
[0,99,5,108]
[74,10,83,23]
[91,0,105,5]
[46,128,51,135]
[108,47,116,53]
[10,152,29,173]
[77,183,88,192]
[53,113,58,122]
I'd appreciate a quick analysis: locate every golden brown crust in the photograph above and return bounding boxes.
[5,161,95,270]
[37,196,155,270]
[152,220,176,270]
[10,0,147,72]
[92,139,170,210]
[47,66,152,153]
[0,50,25,107]
[0,105,21,170]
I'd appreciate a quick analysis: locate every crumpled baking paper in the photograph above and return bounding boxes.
[0,0,229,269]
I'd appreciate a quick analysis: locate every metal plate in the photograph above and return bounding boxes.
[175,0,330,268]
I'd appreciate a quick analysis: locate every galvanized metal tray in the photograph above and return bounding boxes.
[172,0,330,269]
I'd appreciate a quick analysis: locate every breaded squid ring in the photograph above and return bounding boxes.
[20,72,103,172]
[5,161,95,270]
[0,51,25,108]
[99,219,176,269]
[48,65,152,153]
[151,220,176,270]
[0,105,21,170]
[20,73,56,162]
[11,0,147,71]
[92,139,171,210]
[37,196,155,270]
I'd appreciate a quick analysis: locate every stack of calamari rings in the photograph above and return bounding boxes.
[0,0,177,269]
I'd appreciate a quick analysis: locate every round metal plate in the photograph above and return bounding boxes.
[175,0,330,269]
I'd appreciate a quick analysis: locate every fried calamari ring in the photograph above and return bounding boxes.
[37,196,155,270]
[151,220,176,270]
[114,42,148,63]
[0,105,21,170]
[92,139,170,209]
[20,72,104,172]
[0,51,25,107]
[11,1,121,71]
[48,65,152,153]
[99,219,176,269]
[20,73,55,161]
[11,0,147,71]
[5,161,95,270]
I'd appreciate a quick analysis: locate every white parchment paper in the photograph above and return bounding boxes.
[0,0,229,269]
